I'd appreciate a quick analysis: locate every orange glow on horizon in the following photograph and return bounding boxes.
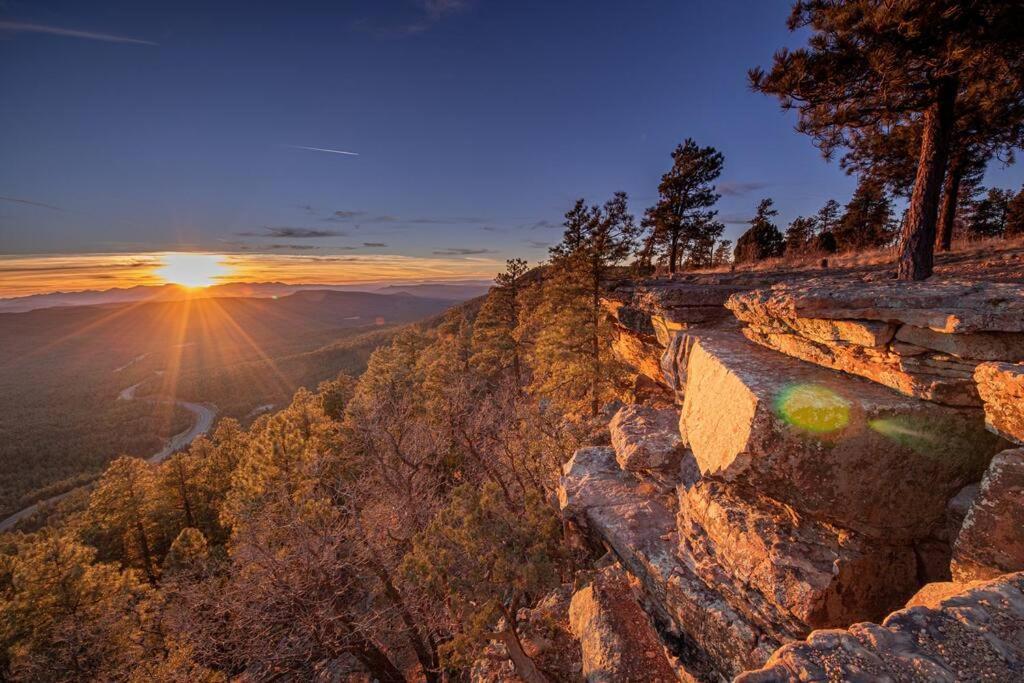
[154,253,232,289]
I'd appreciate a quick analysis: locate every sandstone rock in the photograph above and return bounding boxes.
[952,448,1024,582]
[678,479,918,632]
[609,405,682,471]
[659,332,697,396]
[741,325,980,406]
[904,580,985,609]
[568,566,680,683]
[611,326,664,387]
[975,361,1024,444]
[679,332,1002,540]
[896,325,1024,361]
[735,572,1024,683]
[946,482,980,543]
[728,279,1024,334]
[558,446,778,677]
[650,314,686,348]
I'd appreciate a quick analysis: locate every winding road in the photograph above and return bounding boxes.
[0,379,216,533]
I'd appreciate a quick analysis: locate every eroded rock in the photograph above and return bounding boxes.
[609,405,682,471]
[975,361,1024,444]
[952,448,1024,582]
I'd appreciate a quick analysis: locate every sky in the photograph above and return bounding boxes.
[2,0,1022,297]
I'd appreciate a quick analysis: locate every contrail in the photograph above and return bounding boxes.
[0,21,158,45]
[0,195,64,211]
[285,145,360,156]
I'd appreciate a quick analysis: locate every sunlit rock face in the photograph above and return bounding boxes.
[726,279,1024,407]
[609,404,682,471]
[735,572,1024,683]
[952,448,1024,582]
[975,361,1024,444]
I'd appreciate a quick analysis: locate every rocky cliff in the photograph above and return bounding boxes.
[560,275,1024,681]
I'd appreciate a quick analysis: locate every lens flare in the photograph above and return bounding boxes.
[868,417,941,453]
[775,383,850,434]
[155,253,230,288]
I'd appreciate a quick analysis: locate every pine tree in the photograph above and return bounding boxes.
[644,139,725,273]
[711,239,732,267]
[1006,186,1024,238]
[967,187,1013,238]
[751,1,1024,279]
[784,216,817,257]
[471,258,529,386]
[834,177,896,252]
[734,198,784,264]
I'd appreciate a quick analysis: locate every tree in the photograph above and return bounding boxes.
[751,1,1024,279]
[1006,186,1024,237]
[644,139,725,273]
[784,216,817,256]
[834,177,896,252]
[471,258,529,386]
[711,239,732,267]
[734,198,784,264]
[403,483,564,683]
[531,194,637,416]
[967,187,1012,238]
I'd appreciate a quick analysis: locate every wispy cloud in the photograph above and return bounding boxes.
[720,212,753,226]
[284,144,359,156]
[236,227,346,238]
[433,247,496,256]
[363,242,388,247]
[354,0,472,37]
[0,21,157,45]
[0,195,64,211]
[325,210,488,227]
[525,219,557,230]
[718,181,769,198]
[525,240,550,249]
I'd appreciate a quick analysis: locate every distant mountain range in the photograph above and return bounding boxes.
[0,280,493,314]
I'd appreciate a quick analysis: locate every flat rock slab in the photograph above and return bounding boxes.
[736,572,1024,683]
[728,278,1024,333]
[952,448,1024,582]
[679,331,1003,540]
[975,362,1024,444]
[569,566,681,683]
[678,479,918,634]
[896,325,1024,361]
[609,404,683,471]
[558,446,778,678]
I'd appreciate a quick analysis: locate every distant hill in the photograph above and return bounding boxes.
[0,279,494,313]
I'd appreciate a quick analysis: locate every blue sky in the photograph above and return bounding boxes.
[2,0,1022,270]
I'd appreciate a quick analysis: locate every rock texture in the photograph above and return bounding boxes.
[727,280,1024,407]
[609,405,683,471]
[569,566,682,682]
[975,361,1024,444]
[736,572,1024,683]
[952,448,1024,582]
[679,331,1001,540]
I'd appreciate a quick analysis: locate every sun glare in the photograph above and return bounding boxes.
[155,253,231,289]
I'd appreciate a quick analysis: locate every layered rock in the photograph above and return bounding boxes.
[952,448,1024,582]
[727,279,1024,407]
[569,566,683,682]
[609,405,683,471]
[679,331,1002,540]
[736,572,1024,683]
[975,361,1024,444]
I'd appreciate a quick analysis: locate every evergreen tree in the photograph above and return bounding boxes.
[834,177,896,252]
[471,258,529,386]
[734,198,784,264]
[967,187,1013,238]
[644,139,725,273]
[751,1,1024,279]
[711,239,732,267]
[1006,186,1024,238]
[784,216,817,256]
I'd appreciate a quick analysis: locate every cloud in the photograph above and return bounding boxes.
[324,210,488,227]
[0,195,64,211]
[525,240,550,249]
[718,181,770,198]
[353,0,472,36]
[236,227,346,238]
[363,242,388,247]
[283,144,359,156]
[0,21,157,45]
[525,219,557,230]
[720,213,753,226]
[432,247,497,256]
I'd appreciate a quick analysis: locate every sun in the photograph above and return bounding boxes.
[155,253,231,289]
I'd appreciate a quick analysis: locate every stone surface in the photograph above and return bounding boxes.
[678,479,918,632]
[904,580,986,609]
[952,448,1024,582]
[609,404,683,471]
[975,361,1024,444]
[679,331,1002,540]
[568,566,680,683]
[946,482,980,545]
[896,325,1024,361]
[735,572,1024,683]
[558,445,778,678]
[728,278,1024,334]
[611,325,665,387]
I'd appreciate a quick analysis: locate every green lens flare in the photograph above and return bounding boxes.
[775,383,850,434]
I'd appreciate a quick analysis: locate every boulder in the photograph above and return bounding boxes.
[727,279,1024,334]
[678,479,918,632]
[952,448,1024,582]
[975,361,1024,444]
[569,566,682,683]
[611,326,664,387]
[895,325,1024,361]
[609,405,683,471]
[946,483,980,544]
[679,332,1002,540]
[736,572,1024,683]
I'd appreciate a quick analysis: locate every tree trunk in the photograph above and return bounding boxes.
[897,77,957,280]
[351,641,406,683]
[936,151,963,252]
[668,232,679,274]
[499,627,550,683]
[590,270,601,417]
[135,521,157,584]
